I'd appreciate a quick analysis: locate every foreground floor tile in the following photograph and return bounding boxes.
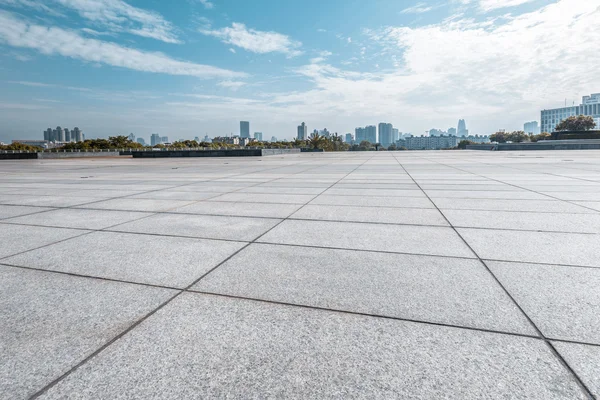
[552,341,600,398]
[258,219,475,258]
[0,224,86,259]
[489,261,600,344]
[3,231,246,287]
[194,243,535,334]
[4,208,152,230]
[38,293,586,399]
[0,267,176,399]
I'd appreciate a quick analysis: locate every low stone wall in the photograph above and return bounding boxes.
[38,151,121,158]
[0,152,38,160]
[467,140,600,151]
[131,149,301,158]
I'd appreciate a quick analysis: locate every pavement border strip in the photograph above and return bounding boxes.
[26,154,373,399]
[391,152,596,400]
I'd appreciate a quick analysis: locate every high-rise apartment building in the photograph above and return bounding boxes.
[73,127,83,142]
[297,122,308,140]
[541,94,600,133]
[378,123,393,147]
[345,133,353,143]
[254,132,263,141]
[161,136,169,143]
[447,127,457,136]
[151,133,161,146]
[240,121,250,138]
[64,128,71,142]
[457,119,469,136]
[523,121,540,135]
[136,138,146,146]
[392,128,399,142]
[355,126,377,143]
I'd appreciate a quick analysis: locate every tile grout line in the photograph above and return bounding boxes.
[391,153,596,399]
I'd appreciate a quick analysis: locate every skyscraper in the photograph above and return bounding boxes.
[55,126,65,142]
[151,133,161,146]
[254,132,263,141]
[240,121,250,138]
[128,133,136,142]
[345,133,353,143]
[355,127,365,142]
[137,138,146,146]
[378,123,393,147]
[297,122,308,140]
[448,127,457,136]
[392,128,399,142]
[72,127,83,142]
[161,136,169,143]
[457,119,469,136]
[365,125,377,143]
[64,128,71,142]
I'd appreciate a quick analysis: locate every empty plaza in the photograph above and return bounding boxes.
[1,150,599,399]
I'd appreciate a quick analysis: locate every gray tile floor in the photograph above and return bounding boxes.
[1,150,599,399]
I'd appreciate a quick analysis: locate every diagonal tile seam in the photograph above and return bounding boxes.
[26,154,376,399]
[392,153,596,400]
[418,156,600,214]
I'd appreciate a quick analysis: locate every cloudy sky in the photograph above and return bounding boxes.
[0,0,599,143]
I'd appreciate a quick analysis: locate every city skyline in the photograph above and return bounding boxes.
[1,0,599,144]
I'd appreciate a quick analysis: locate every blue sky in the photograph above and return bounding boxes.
[0,0,599,143]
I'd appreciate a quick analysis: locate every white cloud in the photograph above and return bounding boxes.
[0,0,65,16]
[478,0,536,11]
[217,80,246,90]
[0,12,246,79]
[229,48,236,53]
[201,23,303,57]
[54,0,181,43]
[196,0,214,9]
[400,2,434,14]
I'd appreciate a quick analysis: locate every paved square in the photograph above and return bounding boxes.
[1,150,599,399]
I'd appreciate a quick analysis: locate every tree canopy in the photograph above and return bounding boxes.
[489,131,529,143]
[555,115,596,132]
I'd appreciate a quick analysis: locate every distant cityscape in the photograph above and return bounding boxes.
[4,93,598,150]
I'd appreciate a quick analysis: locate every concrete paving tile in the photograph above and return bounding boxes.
[324,188,426,197]
[209,192,315,204]
[0,205,54,219]
[541,192,600,201]
[0,224,86,259]
[237,186,326,195]
[258,219,475,258]
[0,195,99,207]
[38,293,586,400]
[4,208,152,230]
[552,341,600,398]
[112,213,281,241]
[432,198,595,213]
[445,209,600,233]
[75,198,196,212]
[311,194,435,208]
[126,191,220,201]
[194,243,535,334]
[488,261,600,344]
[0,266,176,399]
[172,201,301,218]
[458,228,600,267]
[426,190,548,200]
[573,201,600,211]
[291,204,448,225]
[3,231,245,287]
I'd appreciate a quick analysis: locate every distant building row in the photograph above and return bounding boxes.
[541,93,600,133]
[43,127,84,142]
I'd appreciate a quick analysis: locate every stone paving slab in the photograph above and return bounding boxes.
[194,243,535,334]
[258,219,475,258]
[552,341,600,398]
[3,231,245,287]
[1,151,600,399]
[38,293,587,400]
[489,261,600,344]
[0,266,176,399]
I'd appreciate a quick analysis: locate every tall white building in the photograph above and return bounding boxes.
[240,121,250,138]
[457,119,469,137]
[523,121,540,135]
[297,122,308,140]
[541,94,600,133]
[254,132,263,141]
[378,122,393,147]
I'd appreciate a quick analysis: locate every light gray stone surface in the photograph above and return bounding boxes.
[111,213,281,241]
[0,223,86,259]
[3,231,245,287]
[259,219,475,258]
[4,208,152,230]
[290,204,449,225]
[0,266,176,399]
[489,261,600,344]
[1,151,599,399]
[552,341,600,398]
[0,205,54,219]
[194,243,535,334]
[39,294,587,400]
[458,228,600,267]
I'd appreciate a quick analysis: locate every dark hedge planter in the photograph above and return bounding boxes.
[550,131,600,140]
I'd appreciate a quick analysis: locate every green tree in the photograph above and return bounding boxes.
[0,142,43,151]
[457,140,475,149]
[555,115,596,132]
[506,131,529,143]
[490,132,507,143]
[308,133,325,149]
[387,144,397,151]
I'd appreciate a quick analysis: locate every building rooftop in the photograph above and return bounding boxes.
[1,151,599,399]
